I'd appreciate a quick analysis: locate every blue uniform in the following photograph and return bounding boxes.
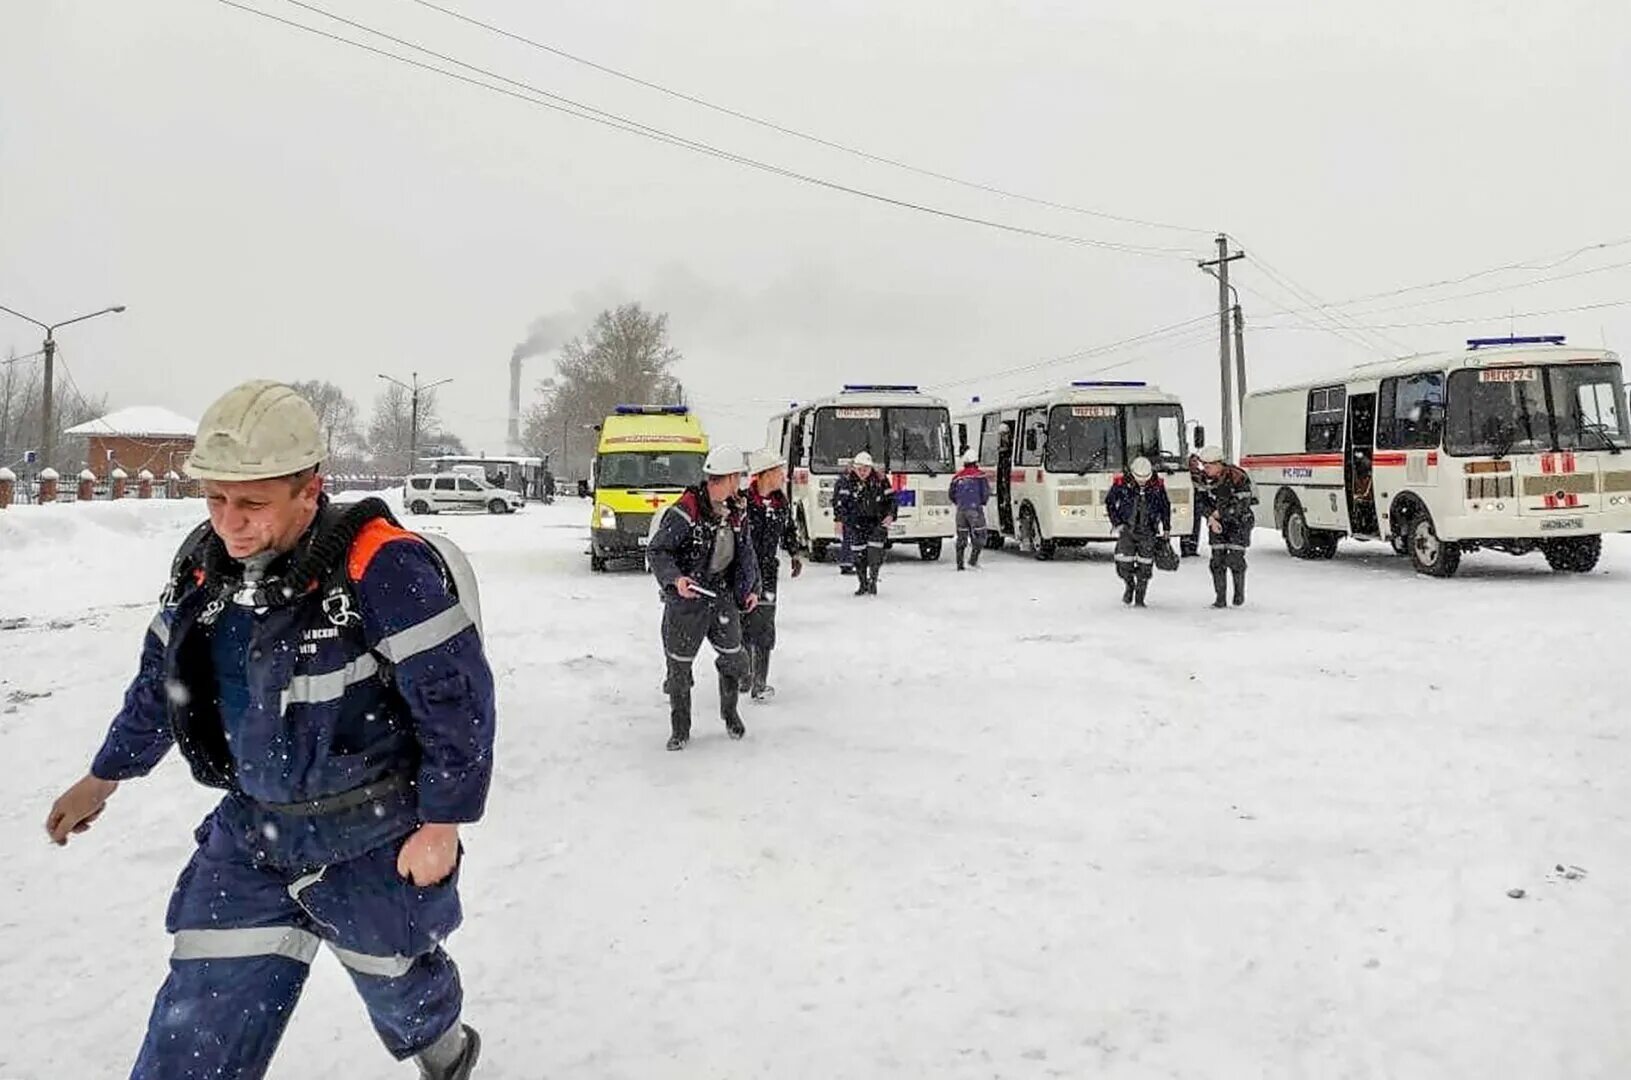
[91,505,495,1078]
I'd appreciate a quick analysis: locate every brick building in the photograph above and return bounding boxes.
[65,406,198,479]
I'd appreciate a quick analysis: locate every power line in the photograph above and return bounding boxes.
[220,0,1201,259]
[1309,256,1631,319]
[927,313,1217,392]
[1258,235,1631,317]
[1255,296,1631,331]
[1234,241,1414,356]
[395,0,1218,238]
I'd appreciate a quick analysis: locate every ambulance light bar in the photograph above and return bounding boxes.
[841,384,919,393]
[1467,336,1565,349]
[1071,380,1147,388]
[613,405,690,415]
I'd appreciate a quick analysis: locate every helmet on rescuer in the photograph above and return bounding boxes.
[703,445,745,478]
[961,449,979,466]
[851,451,876,470]
[1197,445,1225,465]
[1130,456,1154,482]
[747,449,786,476]
[185,380,324,482]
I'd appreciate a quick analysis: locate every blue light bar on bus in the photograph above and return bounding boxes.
[613,405,690,415]
[841,384,919,393]
[1467,336,1565,350]
[1071,380,1147,388]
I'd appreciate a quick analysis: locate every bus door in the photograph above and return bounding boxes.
[993,414,1017,534]
[1346,391,1378,536]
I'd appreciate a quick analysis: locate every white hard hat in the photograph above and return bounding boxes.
[747,449,787,476]
[961,449,979,465]
[703,445,745,477]
[185,380,324,482]
[1197,445,1225,465]
[851,451,876,469]
[1130,456,1153,481]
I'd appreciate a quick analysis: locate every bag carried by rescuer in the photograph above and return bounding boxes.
[1153,539,1180,573]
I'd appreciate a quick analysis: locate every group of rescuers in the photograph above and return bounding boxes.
[647,439,1257,750]
[39,378,1256,1078]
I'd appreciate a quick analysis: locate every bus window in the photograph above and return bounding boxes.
[1306,386,1347,452]
[978,413,1003,467]
[1044,404,1119,473]
[1124,404,1186,471]
[811,407,885,472]
[1376,374,1445,450]
[1017,409,1049,467]
[1551,363,1631,451]
[886,407,954,474]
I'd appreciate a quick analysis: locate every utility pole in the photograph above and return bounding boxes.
[377,370,452,475]
[1232,302,1248,419]
[0,304,126,466]
[1198,237,1245,457]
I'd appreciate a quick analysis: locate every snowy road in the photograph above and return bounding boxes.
[2,497,1629,1078]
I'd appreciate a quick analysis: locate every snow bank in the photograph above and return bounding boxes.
[0,500,206,619]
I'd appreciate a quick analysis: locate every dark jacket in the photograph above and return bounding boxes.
[1105,474,1172,536]
[833,470,897,527]
[91,503,496,869]
[947,465,990,511]
[647,484,762,606]
[747,487,802,584]
[1196,464,1256,545]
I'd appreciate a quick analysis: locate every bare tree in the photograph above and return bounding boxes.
[365,383,449,475]
[0,355,104,472]
[288,380,367,475]
[522,303,684,479]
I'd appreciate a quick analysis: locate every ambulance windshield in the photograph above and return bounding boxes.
[595,451,705,490]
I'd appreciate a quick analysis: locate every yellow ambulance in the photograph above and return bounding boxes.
[589,405,709,572]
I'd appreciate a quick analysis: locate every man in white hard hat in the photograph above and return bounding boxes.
[647,444,762,749]
[1194,444,1256,607]
[832,450,897,596]
[45,380,492,1079]
[743,449,805,700]
[1105,455,1172,608]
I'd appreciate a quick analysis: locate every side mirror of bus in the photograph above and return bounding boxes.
[1192,424,1206,450]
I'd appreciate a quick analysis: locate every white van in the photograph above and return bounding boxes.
[405,473,525,515]
[1241,335,1631,576]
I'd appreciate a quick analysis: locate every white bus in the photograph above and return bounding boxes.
[765,385,958,562]
[953,381,1195,559]
[1241,335,1631,577]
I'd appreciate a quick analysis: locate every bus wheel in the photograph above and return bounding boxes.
[1542,535,1601,573]
[1407,513,1460,578]
[590,552,607,573]
[1282,504,1335,559]
[919,539,943,561]
[984,529,1005,551]
[1019,508,1056,561]
[810,540,829,563]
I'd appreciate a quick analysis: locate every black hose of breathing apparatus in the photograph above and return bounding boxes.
[196,496,399,608]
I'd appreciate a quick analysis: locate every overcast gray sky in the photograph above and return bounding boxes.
[4,0,1628,453]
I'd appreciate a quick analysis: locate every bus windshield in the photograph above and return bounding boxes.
[809,405,954,474]
[1045,405,1122,474]
[1446,363,1629,456]
[1124,404,1187,471]
[595,451,705,490]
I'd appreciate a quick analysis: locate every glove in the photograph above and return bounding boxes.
[790,558,804,578]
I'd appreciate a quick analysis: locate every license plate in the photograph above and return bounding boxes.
[1540,517,1584,531]
[889,523,906,536]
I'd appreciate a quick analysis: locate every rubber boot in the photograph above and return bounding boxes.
[969,545,981,569]
[1211,567,1228,609]
[1134,574,1149,608]
[754,649,775,701]
[418,1025,481,1080]
[1121,575,1136,606]
[746,646,762,700]
[1231,567,1246,607]
[667,686,692,751]
[868,548,884,595]
[956,547,966,571]
[722,676,747,739]
[854,561,871,596]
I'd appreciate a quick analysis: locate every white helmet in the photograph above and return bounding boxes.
[1196,445,1225,465]
[851,451,876,470]
[703,445,745,477]
[1130,456,1154,482]
[961,448,980,466]
[747,449,787,476]
[185,380,324,482]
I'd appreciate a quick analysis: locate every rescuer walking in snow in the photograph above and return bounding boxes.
[45,380,494,1080]
[1194,444,1256,607]
[947,448,990,571]
[832,450,897,596]
[743,449,804,701]
[647,445,761,749]
[1105,455,1172,608]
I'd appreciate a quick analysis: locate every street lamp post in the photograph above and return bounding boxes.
[377,371,452,475]
[0,303,126,465]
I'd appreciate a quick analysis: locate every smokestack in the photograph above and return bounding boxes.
[507,352,523,455]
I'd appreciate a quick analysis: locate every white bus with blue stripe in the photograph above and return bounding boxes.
[765,386,958,562]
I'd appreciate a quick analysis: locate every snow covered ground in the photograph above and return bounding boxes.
[2,496,1629,1078]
